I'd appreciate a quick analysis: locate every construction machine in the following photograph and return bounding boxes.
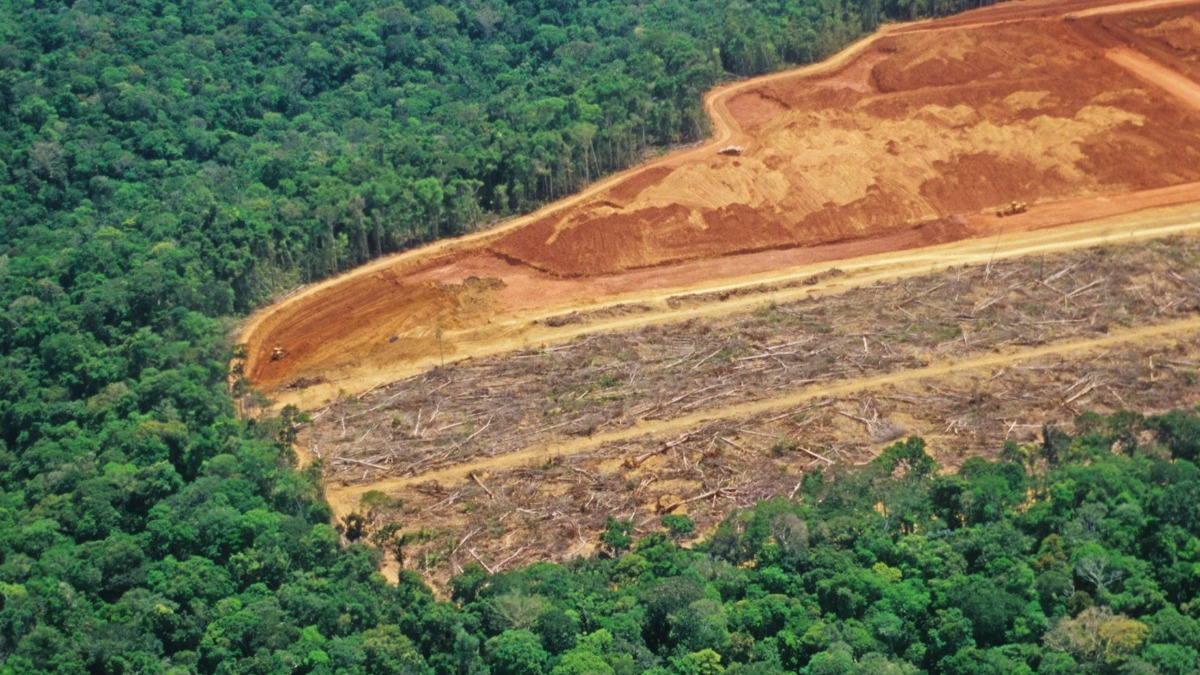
[996,200,1028,217]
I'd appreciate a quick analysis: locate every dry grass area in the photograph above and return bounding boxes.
[306,236,1200,582]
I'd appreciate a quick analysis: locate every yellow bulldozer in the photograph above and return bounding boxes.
[996,200,1028,217]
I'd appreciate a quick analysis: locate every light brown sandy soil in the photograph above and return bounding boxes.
[240,0,1200,407]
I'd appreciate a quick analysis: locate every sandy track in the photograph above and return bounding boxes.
[322,315,1200,516]
[1106,46,1200,108]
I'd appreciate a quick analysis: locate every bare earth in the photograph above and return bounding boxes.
[240,0,1200,407]
[234,0,1200,583]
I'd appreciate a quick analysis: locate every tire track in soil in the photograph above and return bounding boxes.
[322,315,1200,517]
[1105,45,1200,109]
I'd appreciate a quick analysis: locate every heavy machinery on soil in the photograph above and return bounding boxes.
[996,200,1028,217]
[271,346,289,361]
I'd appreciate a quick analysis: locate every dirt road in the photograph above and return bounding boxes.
[1106,46,1200,109]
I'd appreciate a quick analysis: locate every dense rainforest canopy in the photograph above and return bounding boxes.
[9,0,1200,673]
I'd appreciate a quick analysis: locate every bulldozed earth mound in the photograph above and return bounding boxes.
[241,0,1200,401]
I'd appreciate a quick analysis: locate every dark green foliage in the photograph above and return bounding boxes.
[947,578,1026,647]
[533,607,580,655]
[486,629,549,675]
[876,436,936,477]
[1146,410,1200,462]
[601,517,634,555]
[640,576,708,652]
[450,563,491,605]
[662,514,696,540]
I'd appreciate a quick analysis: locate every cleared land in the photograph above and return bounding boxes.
[234,0,1200,582]
[240,0,1200,405]
[309,237,1200,581]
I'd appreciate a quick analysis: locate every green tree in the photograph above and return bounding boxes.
[551,650,615,675]
[487,629,549,675]
[672,648,726,674]
[360,624,432,667]
[601,518,634,555]
[663,514,696,541]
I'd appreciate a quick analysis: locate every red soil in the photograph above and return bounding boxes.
[489,12,1200,278]
[241,0,1200,403]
